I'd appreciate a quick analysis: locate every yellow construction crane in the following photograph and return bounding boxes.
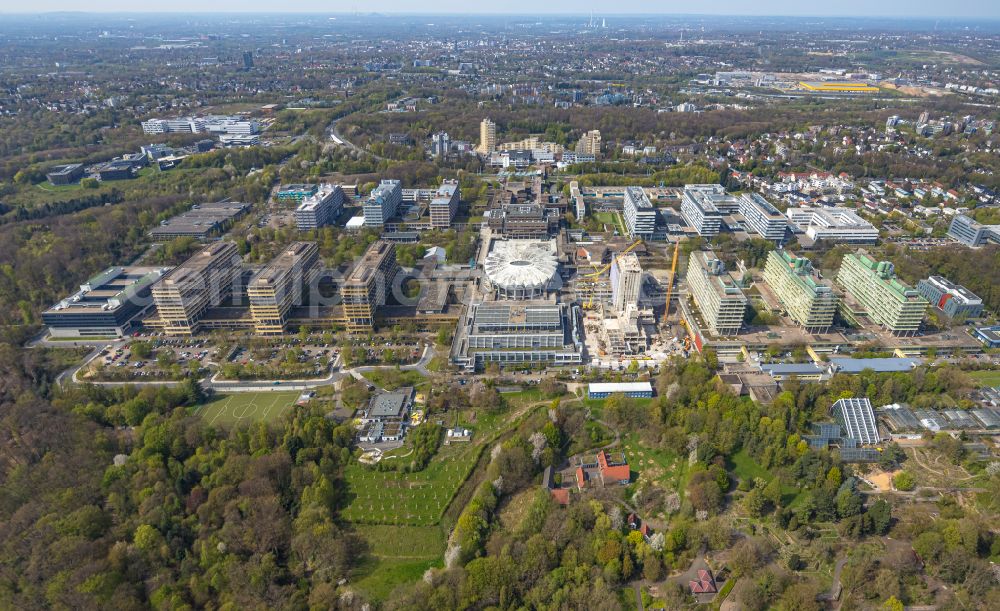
[580,239,642,309]
[663,240,681,318]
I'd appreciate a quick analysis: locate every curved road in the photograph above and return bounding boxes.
[328,117,386,162]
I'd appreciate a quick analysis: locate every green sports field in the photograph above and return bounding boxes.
[195,391,300,426]
[968,370,1000,388]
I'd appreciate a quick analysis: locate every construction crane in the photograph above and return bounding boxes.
[663,239,681,318]
[580,239,642,309]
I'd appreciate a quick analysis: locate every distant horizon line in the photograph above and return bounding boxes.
[0,11,998,21]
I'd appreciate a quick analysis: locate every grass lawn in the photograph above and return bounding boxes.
[729,449,773,483]
[620,434,687,511]
[593,211,617,226]
[194,391,300,427]
[361,369,427,390]
[342,441,480,526]
[730,449,805,505]
[968,370,1000,388]
[351,524,445,600]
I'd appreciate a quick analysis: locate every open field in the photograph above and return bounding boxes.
[968,370,1000,388]
[351,524,445,601]
[194,391,300,427]
[342,442,481,526]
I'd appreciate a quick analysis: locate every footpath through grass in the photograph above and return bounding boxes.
[195,391,300,427]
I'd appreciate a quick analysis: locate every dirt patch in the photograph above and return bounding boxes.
[867,470,898,492]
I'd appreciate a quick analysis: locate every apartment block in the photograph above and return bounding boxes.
[248,242,321,334]
[687,250,747,336]
[762,250,837,332]
[340,240,400,332]
[363,179,402,227]
[836,251,927,335]
[295,184,346,231]
[576,129,602,157]
[151,241,242,335]
[479,118,497,154]
[429,180,460,228]
[738,193,787,241]
[623,186,657,240]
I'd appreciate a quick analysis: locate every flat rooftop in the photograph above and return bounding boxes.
[45,266,166,315]
[471,301,562,331]
[150,202,250,237]
[368,387,413,418]
[159,241,238,286]
[250,242,316,287]
[345,240,394,285]
[691,251,746,300]
[588,382,653,394]
[924,275,982,305]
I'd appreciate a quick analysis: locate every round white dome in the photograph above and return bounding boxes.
[484,241,559,298]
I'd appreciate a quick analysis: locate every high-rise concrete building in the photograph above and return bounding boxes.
[611,253,643,314]
[295,184,345,231]
[576,129,602,157]
[363,179,402,227]
[916,276,984,320]
[429,180,460,228]
[947,214,1000,247]
[248,242,321,335]
[738,193,787,242]
[432,131,451,158]
[152,241,242,335]
[479,118,497,154]
[762,250,837,332]
[340,240,400,332]
[242,50,254,71]
[687,250,747,336]
[680,184,726,237]
[623,186,657,240]
[836,250,927,335]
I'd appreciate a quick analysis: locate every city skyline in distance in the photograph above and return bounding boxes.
[3,1,1000,19]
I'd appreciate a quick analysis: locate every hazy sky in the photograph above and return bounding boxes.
[4,1,1000,19]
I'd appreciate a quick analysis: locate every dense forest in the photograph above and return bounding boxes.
[1,328,998,609]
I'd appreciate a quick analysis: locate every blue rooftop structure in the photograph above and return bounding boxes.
[828,357,922,374]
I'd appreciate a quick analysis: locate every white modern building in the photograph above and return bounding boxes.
[680,184,730,237]
[429,180,460,228]
[738,193,787,241]
[141,115,259,135]
[623,186,657,240]
[295,184,346,231]
[363,180,403,227]
[483,240,559,299]
[785,207,878,244]
[686,250,747,336]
